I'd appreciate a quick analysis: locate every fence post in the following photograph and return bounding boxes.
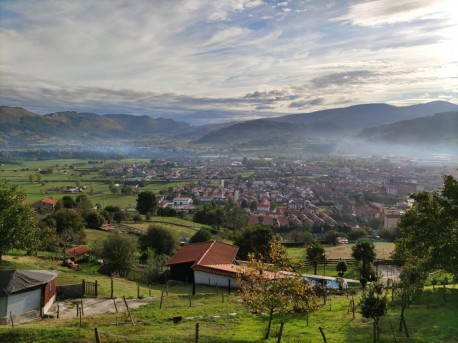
[113,298,118,313]
[228,279,231,294]
[195,323,199,343]
[160,291,164,309]
[95,327,101,343]
[95,280,98,297]
[111,277,114,299]
[9,312,14,328]
[82,279,85,296]
[319,327,327,343]
[189,292,192,307]
[80,299,84,316]
[57,303,60,319]
[277,322,284,343]
[137,286,140,299]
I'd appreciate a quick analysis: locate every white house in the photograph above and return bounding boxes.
[173,197,193,206]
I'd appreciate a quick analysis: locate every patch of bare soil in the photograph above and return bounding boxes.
[47,296,158,318]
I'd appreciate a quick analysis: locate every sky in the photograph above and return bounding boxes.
[1,0,457,125]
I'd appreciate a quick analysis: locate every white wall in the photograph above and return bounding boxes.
[194,270,239,289]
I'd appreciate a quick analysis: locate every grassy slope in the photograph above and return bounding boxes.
[0,280,456,342]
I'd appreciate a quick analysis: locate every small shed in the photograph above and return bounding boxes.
[0,270,58,325]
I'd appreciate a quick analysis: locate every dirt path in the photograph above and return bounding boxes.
[48,296,158,318]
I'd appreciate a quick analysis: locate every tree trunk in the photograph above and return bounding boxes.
[399,306,405,332]
[373,320,377,343]
[265,306,274,340]
[0,252,2,263]
[314,262,317,275]
[362,260,366,278]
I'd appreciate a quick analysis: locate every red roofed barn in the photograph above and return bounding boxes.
[166,241,240,289]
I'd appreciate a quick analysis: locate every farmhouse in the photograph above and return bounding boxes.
[0,270,58,325]
[166,241,240,289]
[32,197,57,213]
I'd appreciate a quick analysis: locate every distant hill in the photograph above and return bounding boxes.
[197,101,458,145]
[0,106,191,144]
[269,101,458,131]
[1,102,457,150]
[359,111,458,144]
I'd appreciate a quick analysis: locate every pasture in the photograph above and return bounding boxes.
[1,252,457,342]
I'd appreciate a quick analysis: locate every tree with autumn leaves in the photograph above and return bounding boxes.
[237,236,319,339]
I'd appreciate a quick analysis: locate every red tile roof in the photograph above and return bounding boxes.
[65,245,89,257]
[166,241,238,267]
[39,197,58,206]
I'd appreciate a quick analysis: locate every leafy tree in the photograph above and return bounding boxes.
[348,227,369,240]
[85,211,105,229]
[75,194,94,216]
[237,237,319,339]
[189,228,212,243]
[352,241,376,279]
[61,196,76,209]
[306,243,326,275]
[136,191,158,215]
[394,174,458,275]
[46,209,85,234]
[113,211,127,223]
[140,224,178,256]
[43,209,86,256]
[394,264,426,337]
[336,260,348,276]
[108,181,119,194]
[324,230,343,245]
[223,200,248,230]
[288,226,315,244]
[234,225,275,261]
[0,181,40,262]
[359,282,388,343]
[98,231,137,277]
[144,247,168,283]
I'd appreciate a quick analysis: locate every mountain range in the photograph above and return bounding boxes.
[1,101,457,153]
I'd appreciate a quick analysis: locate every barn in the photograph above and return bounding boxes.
[166,240,240,289]
[0,270,58,325]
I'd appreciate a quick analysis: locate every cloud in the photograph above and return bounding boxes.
[335,0,456,27]
[0,0,456,124]
[289,98,324,108]
[310,70,375,88]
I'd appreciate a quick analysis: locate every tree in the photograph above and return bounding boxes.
[0,181,40,262]
[223,200,248,230]
[144,247,168,283]
[394,263,426,337]
[234,225,275,261]
[352,241,376,279]
[306,243,326,275]
[140,224,178,256]
[359,282,388,343]
[394,174,458,275]
[323,230,343,245]
[336,260,348,276]
[43,209,86,256]
[85,211,104,229]
[189,228,212,243]
[136,191,158,215]
[237,237,319,339]
[348,228,369,240]
[98,231,137,277]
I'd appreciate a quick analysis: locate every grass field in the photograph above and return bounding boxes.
[1,251,457,342]
[0,158,196,208]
